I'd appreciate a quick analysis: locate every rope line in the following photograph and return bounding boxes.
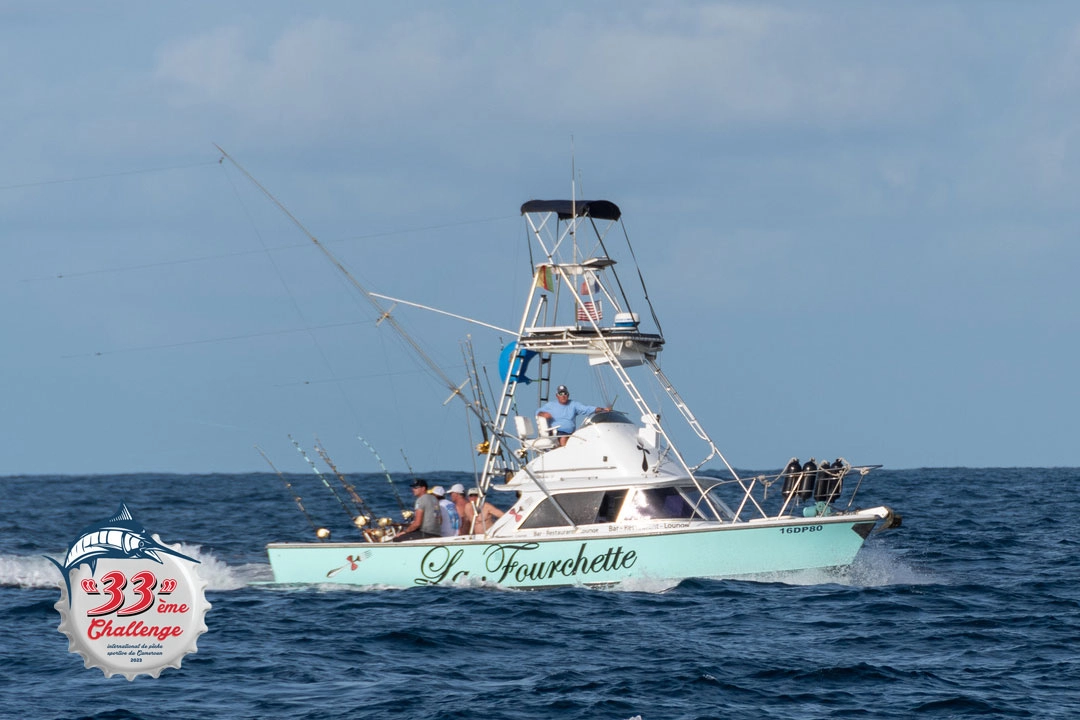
[0,160,220,192]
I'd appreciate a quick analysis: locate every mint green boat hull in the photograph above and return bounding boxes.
[267,516,878,589]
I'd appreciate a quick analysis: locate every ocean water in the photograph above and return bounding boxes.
[1,468,1077,719]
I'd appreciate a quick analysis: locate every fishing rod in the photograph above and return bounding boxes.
[289,435,360,528]
[313,438,377,523]
[254,444,327,540]
[357,435,409,518]
[470,344,519,481]
[399,448,415,476]
[461,339,491,445]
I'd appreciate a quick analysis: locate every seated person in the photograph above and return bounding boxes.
[536,385,610,446]
[460,487,505,535]
[393,478,442,541]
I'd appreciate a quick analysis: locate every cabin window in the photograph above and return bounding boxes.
[622,487,704,520]
[596,490,627,523]
[580,410,634,428]
[518,490,628,529]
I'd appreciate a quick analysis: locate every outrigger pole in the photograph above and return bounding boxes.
[215,145,491,432]
[217,145,516,498]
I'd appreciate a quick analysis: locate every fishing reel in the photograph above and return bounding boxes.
[363,523,404,543]
[373,525,401,543]
[353,515,370,528]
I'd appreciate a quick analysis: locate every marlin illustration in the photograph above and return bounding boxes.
[46,503,199,604]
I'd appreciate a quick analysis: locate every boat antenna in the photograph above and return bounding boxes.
[289,434,359,527]
[254,444,324,540]
[215,145,491,432]
[570,136,577,261]
[357,435,408,517]
[314,438,377,522]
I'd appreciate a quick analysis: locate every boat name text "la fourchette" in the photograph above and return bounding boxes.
[416,542,638,585]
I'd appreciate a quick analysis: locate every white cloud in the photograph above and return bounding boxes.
[155,14,466,132]
[152,4,964,142]
[494,3,959,132]
[156,25,256,105]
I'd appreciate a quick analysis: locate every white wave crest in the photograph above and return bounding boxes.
[1,545,273,592]
[0,554,63,589]
[173,543,273,590]
[735,546,931,587]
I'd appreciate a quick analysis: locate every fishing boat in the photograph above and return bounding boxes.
[262,191,900,589]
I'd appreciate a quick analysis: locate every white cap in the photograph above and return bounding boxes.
[448,483,466,495]
[431,485,446,497]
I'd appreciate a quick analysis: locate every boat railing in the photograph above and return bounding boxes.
[722,463,883,519]
[689,477,772,522]
[841,464,883,511]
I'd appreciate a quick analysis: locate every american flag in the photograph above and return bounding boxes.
[576,280,602,322]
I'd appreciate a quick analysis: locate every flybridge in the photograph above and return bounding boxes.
[515,199,663,366]
[516,326,664,367]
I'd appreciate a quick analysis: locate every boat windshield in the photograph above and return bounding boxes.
[677,485,730,522]
[519,490,628,529]
[517,486,709,529]
[580,410,634,427]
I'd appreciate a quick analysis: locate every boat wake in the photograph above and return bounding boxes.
[0,554,62,590]
[734,546,930,587]
[0,544,272,592]
[598,576,682,594]
[174,543,274,590]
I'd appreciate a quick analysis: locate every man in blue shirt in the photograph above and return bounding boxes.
[536,385,610,446]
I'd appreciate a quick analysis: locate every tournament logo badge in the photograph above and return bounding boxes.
[46,503,211,680]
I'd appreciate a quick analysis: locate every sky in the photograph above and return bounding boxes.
[3,1,1080,475]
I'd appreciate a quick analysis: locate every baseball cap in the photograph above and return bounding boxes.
[448,483,466,495]
[556,385,569,395]
[431,485,446,497]
[409,478,428,489]
[467,487,480,496]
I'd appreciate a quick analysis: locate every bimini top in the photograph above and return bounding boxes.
[520,199,621,221]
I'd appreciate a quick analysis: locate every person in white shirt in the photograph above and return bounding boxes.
[430,485,460,537]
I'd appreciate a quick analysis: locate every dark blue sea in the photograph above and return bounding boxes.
[1,468,1077,719]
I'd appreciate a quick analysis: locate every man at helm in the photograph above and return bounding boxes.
[536,385,610,447]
